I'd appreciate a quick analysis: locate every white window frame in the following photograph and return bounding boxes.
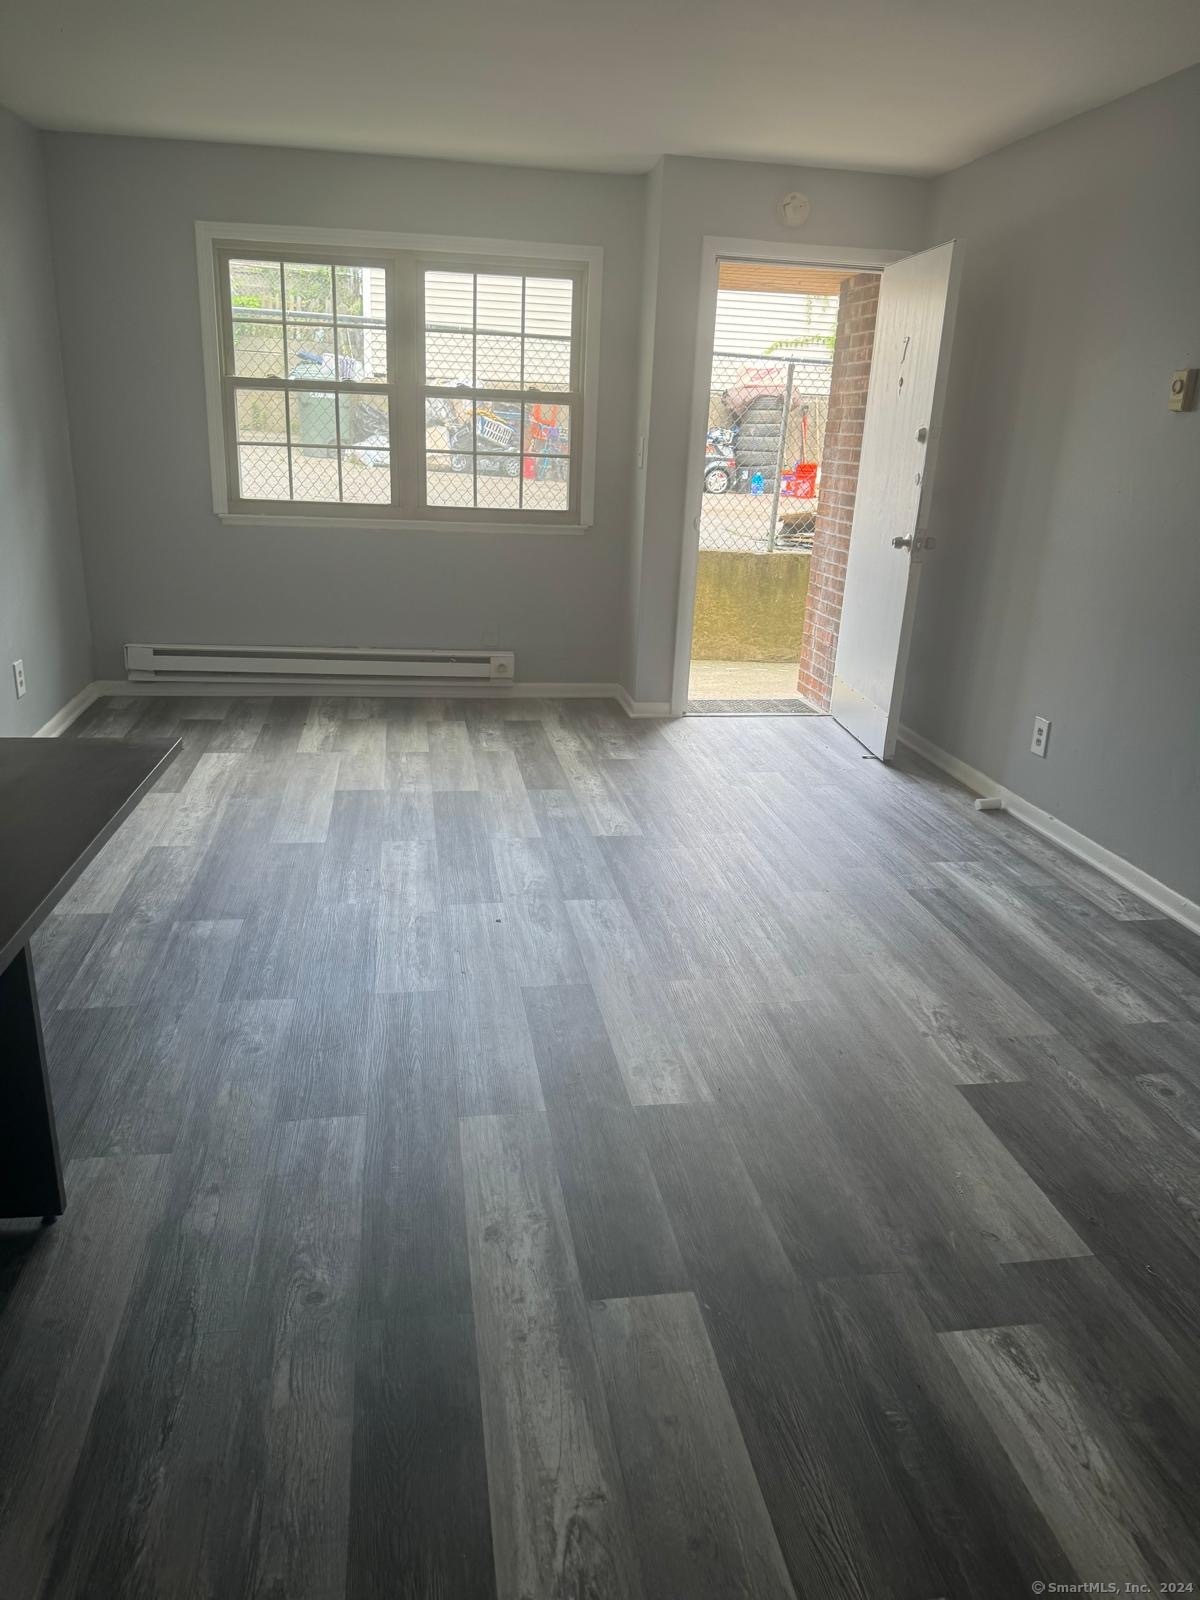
[196,221,602,533]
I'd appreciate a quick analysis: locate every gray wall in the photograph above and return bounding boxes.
[905,66,1200,900]
[43,135,644,685]
[623,160,662,696]
[0,107,92,733]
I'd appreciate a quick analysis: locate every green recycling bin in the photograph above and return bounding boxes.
[290,353,337,456]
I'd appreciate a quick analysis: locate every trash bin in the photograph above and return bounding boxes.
[291,354,337,455]
[294,392,337,454]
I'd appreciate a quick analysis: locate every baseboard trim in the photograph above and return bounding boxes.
[615,686,672,719]
[58,676,673,723]
[899,723,1200,937]
[34,681,106,737]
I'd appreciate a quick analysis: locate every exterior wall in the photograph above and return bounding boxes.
[0,105,93,734]
[795,272,879,709]
[691,550,810,661]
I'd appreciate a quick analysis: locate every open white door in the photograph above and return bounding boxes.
[830,241,961,758]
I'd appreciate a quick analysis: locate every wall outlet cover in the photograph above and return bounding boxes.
[1031,715,1051,757]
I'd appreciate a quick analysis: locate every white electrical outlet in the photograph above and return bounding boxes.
[12,659,26,699]
[1031,715,1050,758]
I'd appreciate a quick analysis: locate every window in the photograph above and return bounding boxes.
[423,271,576,515]
[199,225,599,529]
[226,254,393,508]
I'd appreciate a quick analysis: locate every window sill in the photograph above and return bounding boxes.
[216,512,591,535]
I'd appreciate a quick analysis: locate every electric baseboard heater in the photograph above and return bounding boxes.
[124,642,515,686]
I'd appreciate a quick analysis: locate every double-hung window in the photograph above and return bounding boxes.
[199,225,598,530]
[221,251,394,511]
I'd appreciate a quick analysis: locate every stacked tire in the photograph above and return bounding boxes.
[733,394,785,489]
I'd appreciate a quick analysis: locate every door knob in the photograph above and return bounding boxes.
[891,535,914,549]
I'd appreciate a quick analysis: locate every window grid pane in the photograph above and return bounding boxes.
[230,259,284,317]
[233,322,286,379]
[524,403,570,455]
[230,376,387,507]
[285,321,336,378]
[235,388,287,445]
[521,464,570,512]
[291,448,339,502]
[341,448,391,504]
[222,250,582,519]
[284,262,332,317]
[476,402,521,454]
[476,458,521,509]
[421,406,575,512]
[288,390,337,447]
[426,451,473,508]
[421,268,577,515]
[334,263,388,384]
[475,333,523,391]
[423,269,576,398]
[238,444,290,501]
[227,249,393,508]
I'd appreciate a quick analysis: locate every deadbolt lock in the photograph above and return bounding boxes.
[916,426,928,443]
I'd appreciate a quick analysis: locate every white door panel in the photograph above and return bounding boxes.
[831,241,961,759]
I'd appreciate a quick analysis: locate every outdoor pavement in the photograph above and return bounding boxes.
[698,491,816,553]
[688,660,817,702]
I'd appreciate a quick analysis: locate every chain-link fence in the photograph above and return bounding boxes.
[699,352,832,554]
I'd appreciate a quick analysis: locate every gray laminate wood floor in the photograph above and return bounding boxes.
[2,693,1198,1600]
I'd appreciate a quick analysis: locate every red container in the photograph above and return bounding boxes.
[781,462,818,498]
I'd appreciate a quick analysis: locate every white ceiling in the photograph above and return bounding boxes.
[2,0,1197,176]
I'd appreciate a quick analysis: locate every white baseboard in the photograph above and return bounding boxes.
[52,677,661,721]
[899,723,1200,937]
[44,677,674,724]
[615,685,672,719]
[34,681,106,737]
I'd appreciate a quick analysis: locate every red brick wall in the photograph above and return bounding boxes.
[796,272,879,709]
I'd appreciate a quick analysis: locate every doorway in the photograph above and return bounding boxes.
[686,260,880,714]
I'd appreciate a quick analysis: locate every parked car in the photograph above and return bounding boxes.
[703,450,737,493]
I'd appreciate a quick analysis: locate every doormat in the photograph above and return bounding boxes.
[686,698,824,715]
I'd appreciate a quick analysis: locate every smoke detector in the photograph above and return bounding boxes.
[778,192,811,227]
